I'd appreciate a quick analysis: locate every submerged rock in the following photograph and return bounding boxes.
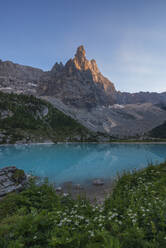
[63,193,69,197]
[56,186,62,192]
[74,184,83,190]
[0,166,27,198]
[93,178,104,186]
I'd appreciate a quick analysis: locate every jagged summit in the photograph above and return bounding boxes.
[73,45,88,71]
[38,45,116,108]
[72,46,100,76]
[51,62,63,73]
[75,45,86,59]
[64,45,115,93]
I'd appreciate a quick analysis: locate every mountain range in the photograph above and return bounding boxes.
[0,46,166,138]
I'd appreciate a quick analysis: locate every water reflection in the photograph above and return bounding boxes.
[0,144,166,184]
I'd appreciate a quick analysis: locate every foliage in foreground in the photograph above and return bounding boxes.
[0,162,166,247]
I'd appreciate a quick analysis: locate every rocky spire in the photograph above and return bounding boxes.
[73,45,99,74]
[89,59,99,74]
[61,45,116,97]
[73,45,88,70]
[75,45,86,59]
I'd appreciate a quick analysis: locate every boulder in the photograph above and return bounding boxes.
[92,178,104,186]
[0,166,27,197]
[56,186,62,192]
[63,192,69,197]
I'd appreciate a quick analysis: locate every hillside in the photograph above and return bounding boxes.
[0,92,100,144]
[149,121,166,138]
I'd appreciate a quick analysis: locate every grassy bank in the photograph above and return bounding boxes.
[0,162,166,247]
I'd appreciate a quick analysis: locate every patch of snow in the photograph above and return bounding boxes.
[0,87,12,90]
[109,104,124,109]
[27,83,37,87]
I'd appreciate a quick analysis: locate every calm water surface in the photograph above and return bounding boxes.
[0,144,166,185]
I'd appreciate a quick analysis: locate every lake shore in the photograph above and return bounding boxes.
[57,179,115,205]
[1,141,166,146]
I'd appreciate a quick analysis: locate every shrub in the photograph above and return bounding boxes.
[0,162,166,247]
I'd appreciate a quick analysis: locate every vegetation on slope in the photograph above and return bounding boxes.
[148,103,166,139]
[149,121,166,139]
[0,92,100,143]
[0,162,166,247]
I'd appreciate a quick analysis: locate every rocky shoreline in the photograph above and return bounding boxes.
[0,166,115,204]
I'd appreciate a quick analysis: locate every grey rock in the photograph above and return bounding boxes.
[63,193,69,197]
[56,186,62,192]
[93,179,104,186]
[0,166,27,197]
[0,110,13,119]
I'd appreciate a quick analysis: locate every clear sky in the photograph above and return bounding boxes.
[0,0,166,93]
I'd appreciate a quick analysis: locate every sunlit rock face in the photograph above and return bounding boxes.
[73,45,88,70]
[38,45,116,108]
[74,46,116,95]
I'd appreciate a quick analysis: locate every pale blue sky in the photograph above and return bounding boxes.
[0,0,166,92]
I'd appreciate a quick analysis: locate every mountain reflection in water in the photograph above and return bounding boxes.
[0,144,166,184]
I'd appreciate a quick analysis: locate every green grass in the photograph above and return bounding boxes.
[0,162,166,247]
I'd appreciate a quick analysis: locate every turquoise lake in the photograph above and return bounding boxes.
[0,144,166,185]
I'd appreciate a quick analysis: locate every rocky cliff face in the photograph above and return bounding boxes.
[0,60,44,94]
[72,46,115,95]
[0,60,43,81]
[116,91,166,105]
[38,46,116,108]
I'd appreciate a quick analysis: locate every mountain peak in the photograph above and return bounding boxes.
[75,45,86,59]
[39,45,116,107]
[73,45,88,71]
[73,46,99,74]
